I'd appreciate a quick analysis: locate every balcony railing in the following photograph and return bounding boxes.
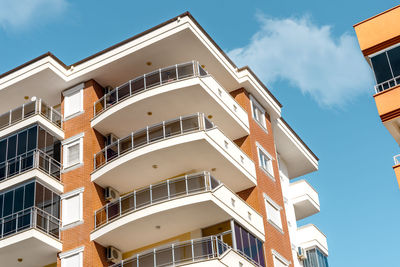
[375,75,400,93]
[110,236,231,267]
[0,207,60,240]
[0,149,62,182]
[94,172,220,229]
[93,61,208,117]
[0,99,62,130]
[93,113,214,170]
[394,154,400,165]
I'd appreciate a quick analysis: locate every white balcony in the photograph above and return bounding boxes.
[92,114,256,192]
[290,180,320,220]
[297,224,328,256]
[91,61,249,140]
[0,99,63,140]
[91,173,264,252]
[110,236,260,267]
[0,207,62,267]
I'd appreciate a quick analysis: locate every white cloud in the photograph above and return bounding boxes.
[0,0,67,29]
[228,14,374,107]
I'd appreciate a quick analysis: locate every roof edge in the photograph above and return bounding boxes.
[353,4,400,28]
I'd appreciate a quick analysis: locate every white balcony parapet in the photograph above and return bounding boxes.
[393,154,400,165]
[297,224,328,256]
[94,61,208,117]
[91,172,264,251]
[290,179,320,220]
[0,99,63,139]
[110,235,260,267]
[92,113,256,192]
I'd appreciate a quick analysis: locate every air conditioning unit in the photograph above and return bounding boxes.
[105,187,120,202]
[105,133,118,146]
[297,247,307,260]
[107,246,122,263]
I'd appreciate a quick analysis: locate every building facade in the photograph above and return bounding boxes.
[0,12,328,267]
[354,5,400,188]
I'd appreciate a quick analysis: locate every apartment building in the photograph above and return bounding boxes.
[354,5,400,188]
[0,12,328,267]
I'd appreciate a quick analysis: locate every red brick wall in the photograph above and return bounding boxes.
[232,88,294,266]
[59,80,108,267]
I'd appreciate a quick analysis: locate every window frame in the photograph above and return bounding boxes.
[256,143,275,179]
[61,187,84,228]
[250,95,267,131]
[63,83,84,120]
[264,194,283,232]
[271,249,290,267]
[60,246,84,267]
[62,133,84,170]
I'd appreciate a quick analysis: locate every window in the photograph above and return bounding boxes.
[62,133,84,169]
[63,83,84,119]
[303,248,329,267]
[60,246,84,267]
[234,222,265,267]
[250,95,267,129]
[61,187,84,227]
[264,194,283,231]
[370,44,400,91]
[257,144,274,177]
[272,250,290,267]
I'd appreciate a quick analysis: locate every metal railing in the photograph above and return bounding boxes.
[93,113,214,170]
[0,207,60,240]
[0,149,62,182]
[375,75,400,93]
[0,99,62,130]
[93,61,208,117]
[110,236,231,267]
[94,172,220,229]
[394,154,400,165]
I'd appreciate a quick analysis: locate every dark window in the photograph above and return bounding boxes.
[388,46,400,77]
[0,140,6,163]
[37,127,46,151]
[17,131,27,156]
[35,182,44,210]
[13,187,24,213]
[7,135,17,160]
[24,182,35,209]
[371,52,393,84]
[3,191,13,217]
[0,194,3,218]
[27,126,37,151]
[43,187,52,215]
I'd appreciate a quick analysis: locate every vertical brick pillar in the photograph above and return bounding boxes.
[231,88,294,266]
[59,80,108,267]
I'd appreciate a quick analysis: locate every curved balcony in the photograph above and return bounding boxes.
[0,150,63,193]
[111,236,261,267]
[91,172,264,252]
[92,114,256,192]
[91,61,249,140]
[0,99,63,140]
[0,207,62,267]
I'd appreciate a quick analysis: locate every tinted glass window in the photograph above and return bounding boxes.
[7,135,17,160]
[241,227,250,257]
[24,182,35,209]
[27,126,37,151]
[52,193,60,218]
[35,183,44,210]
[0,194,3,218]
[388,46,400,77]
[43,187,52,214]
[17,131,27,156]
[0,140,6,163]
[13,187,24,213]
[38,127,46,151]
[371,53,393,84]
[3,191,13,217]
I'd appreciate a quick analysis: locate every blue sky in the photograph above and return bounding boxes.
[1,0,399,266]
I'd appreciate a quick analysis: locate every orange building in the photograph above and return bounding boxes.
[0,12,328,267]
[354,5,400,188]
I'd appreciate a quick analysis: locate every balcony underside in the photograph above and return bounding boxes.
[0,229,61,267]
[91,190,264,252]
[91,77,249,140]
[91,130,256,193]
[293,198,320,221]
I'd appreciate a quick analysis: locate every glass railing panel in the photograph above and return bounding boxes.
[161,66,177,84]
[151,183,168,202]
[182,115,200,133]
[136,188,151,209]
[11,106,23,124]
[164,118,181,137]
[107,201,120,222]
[23,101,36,118]
[0,113,9,129]
[145,70,161,88]
[120,195,135,214]
[187,173,206,193]
[168,177,187,197]
[133,129,147,149]
[155,247,173,266]
[119,136,132,155]
[93,61,208,117]
[148,123,164,142]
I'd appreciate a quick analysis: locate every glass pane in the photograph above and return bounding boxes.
[37,127,46,151]
[151,183,168,202]
[17,131,27,156]
[187,174,205,193]
[138,252,154,267]
[0,140,6,163]
[52,193,60,218]
[155,247,173,266]
[241,228,251,258]
[133,129,147,148]
[13,187,24,213]
[136,188,150,208]
[161,66,177,83]
[234,223,243,252]
[164,119,181,137]
[43,187,52,215]
[371,52,393,84]
[119,136,132,155]
[388,46,400,77]
[24,101,36,117]
[169,178,186,197]
[145,71,160,88]
[148,123,163,142]
[106,143,118,162]
[27,126,37,151]
[7,135,17,160]
[35,183,44,209]
[121,195,135,214]
[0,113,10,129]
[117,83,130,101]
[24,182,35,209]
[174,242,192,264]
[107,201,120,221]
[131,77,145,94]
[257,239,265,267]
[0,194,3,218]
[3,191,13,217]
[182,116,199,132]
[177,63,194,79]
[249,234,258,263]
[10,107,22,124]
